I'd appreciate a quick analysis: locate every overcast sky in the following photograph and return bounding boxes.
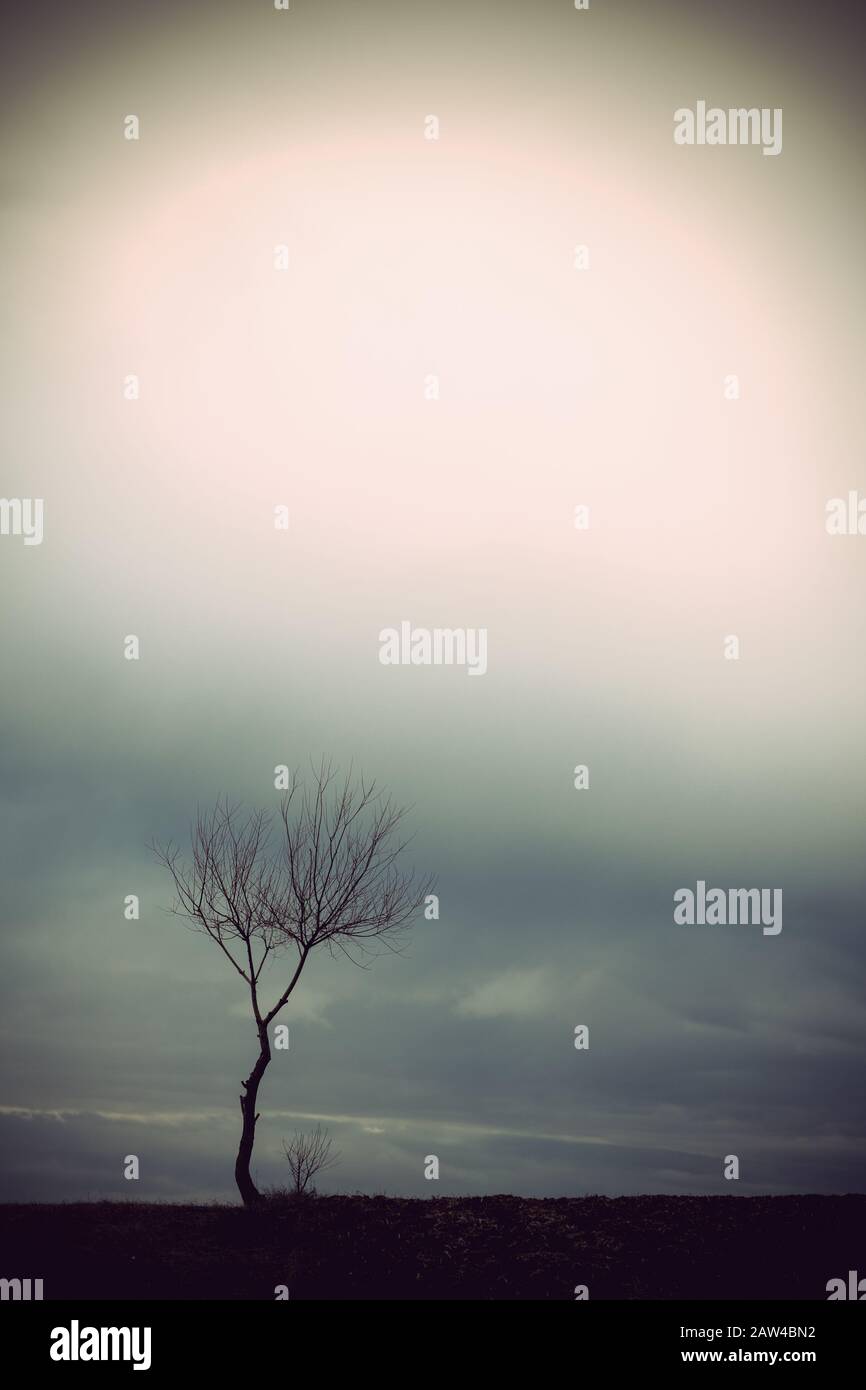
[1,0,864,1202]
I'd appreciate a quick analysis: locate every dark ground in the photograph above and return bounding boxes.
[1,1195,864,1300]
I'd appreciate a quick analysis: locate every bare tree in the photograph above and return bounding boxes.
[153,761,431,1206]
[282,1124,339,1196]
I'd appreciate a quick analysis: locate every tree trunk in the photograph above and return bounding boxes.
[235,1030,271,1206]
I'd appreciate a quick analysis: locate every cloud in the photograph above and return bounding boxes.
[455,968,557,1020]
[1,0,865,1206]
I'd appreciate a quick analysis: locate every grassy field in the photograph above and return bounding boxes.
[2,1194,863,1300]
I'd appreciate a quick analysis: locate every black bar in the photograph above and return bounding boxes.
[6,1299,862,1375]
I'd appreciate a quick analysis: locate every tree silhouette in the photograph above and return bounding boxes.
[153,761,431,1206]
[283,1124,339,1196]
